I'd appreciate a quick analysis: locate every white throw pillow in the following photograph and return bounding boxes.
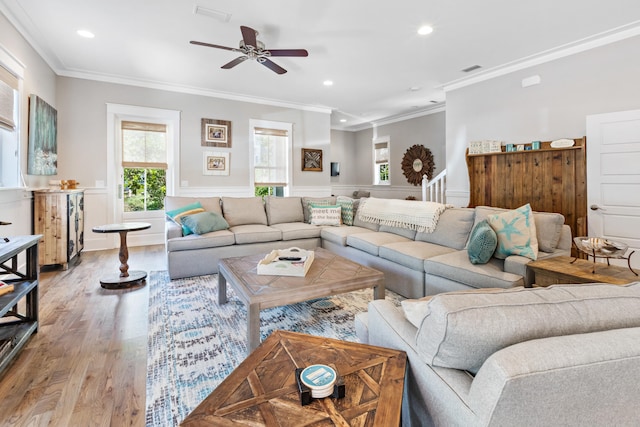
[310,204,341,226]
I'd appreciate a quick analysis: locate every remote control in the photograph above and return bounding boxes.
[279,256,302,261]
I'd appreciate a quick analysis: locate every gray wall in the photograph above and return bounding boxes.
[0,12,57,236]
[56,77,331,192]
[331,111,446,198]
[446,34,640,206]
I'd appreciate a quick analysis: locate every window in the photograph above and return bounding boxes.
[0,62,20,188]
[121,121,167,211]
[251,121,291,197]
[373,137,390,185]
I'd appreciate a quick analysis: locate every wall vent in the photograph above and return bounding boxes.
[462,65,482,73]
[193,5,232,22]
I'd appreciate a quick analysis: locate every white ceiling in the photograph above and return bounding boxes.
[2,0,640,131]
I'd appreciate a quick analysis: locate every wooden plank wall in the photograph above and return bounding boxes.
[466,137,587,241]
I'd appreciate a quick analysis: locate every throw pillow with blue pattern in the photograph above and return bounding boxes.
[487,203,539,260]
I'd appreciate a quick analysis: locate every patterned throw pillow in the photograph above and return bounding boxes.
[310,204,342,226]
[336,196,355,226]
[166,202,205,236]
[487,204,538,260]
[467,220,498,264]
[181,211,229,235]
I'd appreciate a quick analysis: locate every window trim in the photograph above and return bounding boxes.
[250,119,293,196]
[0,46,25,189]
[373,136,390,185]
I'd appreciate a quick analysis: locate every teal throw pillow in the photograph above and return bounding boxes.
[487,203,539,260]
[337,196,355,226]
[181,211,229,235]
[467,220,498,264]
[166,201,205,236]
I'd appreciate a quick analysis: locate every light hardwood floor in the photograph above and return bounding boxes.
[0,244,166,426]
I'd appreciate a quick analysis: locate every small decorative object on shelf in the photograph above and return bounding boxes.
[572,236,637,275]
[0,281,15,296]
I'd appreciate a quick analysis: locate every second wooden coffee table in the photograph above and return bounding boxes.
[218,248,385,352]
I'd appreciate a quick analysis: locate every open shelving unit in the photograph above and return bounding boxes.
[0,235,41,375]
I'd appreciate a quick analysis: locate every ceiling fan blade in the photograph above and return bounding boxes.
[267,49,309,57]
[190,40,236,51]
[261,59,287,74]
[221,56,248,69]
[240,26,258,48]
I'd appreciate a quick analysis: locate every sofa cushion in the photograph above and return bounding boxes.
[265,196,304,225]
[222,197,268,226]
[229,224,281,244]
[336,196,355,226]
[415,208,475,250]
[424,250,524,289]
[166,201,205,236]
[320,225,372,246]
[181,211,229,235]
[487,204,538,260]
[165,196,222,215]
[379,224,417,240]
[302,196,337,223]
[467,220,497,264]
[166,230,235,251]
[352,198,379,231]
[416,282,640,374]
[310,204,342,226]
[270,222,322,240]
[379,241,456,272]
[346,232,412,256]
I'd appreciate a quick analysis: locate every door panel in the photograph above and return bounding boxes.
[586,110,640,270]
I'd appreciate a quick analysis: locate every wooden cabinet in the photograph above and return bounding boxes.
[33,190,85,269]
[0,235,40,375]
[466,137,587,242]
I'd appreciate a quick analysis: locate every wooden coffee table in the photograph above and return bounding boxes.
[528,256,639,287]
[180,330,407,426]
[218,248,385,352]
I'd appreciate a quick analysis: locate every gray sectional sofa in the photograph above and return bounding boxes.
[165,196,570,298]
[356,282,640,426]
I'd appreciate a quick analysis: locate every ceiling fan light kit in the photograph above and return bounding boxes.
[191,25,308,74]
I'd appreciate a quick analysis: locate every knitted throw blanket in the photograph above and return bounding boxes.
[357,197,449,233]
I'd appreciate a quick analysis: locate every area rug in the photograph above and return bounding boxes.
[145,271,403,426]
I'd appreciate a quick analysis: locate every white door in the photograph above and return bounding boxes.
[586,110,640,271]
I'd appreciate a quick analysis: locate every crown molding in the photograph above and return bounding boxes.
[442,21,640,93]
[334,104,446,133]
[59,69,332,114]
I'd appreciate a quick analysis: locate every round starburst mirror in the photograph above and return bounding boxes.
[401,144,434,186]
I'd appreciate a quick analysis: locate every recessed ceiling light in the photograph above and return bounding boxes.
[418,25,433,35]
[339,119,347,123]
[323,80,333,86]
[77,29,95,38]
[409,86,421,92]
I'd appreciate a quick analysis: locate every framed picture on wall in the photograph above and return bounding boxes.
[203,151,230,175]
[302,148,323,171]
[201,118,232,147]
[27,94,58,175]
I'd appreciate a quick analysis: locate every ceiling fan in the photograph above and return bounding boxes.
[190,26,308,75]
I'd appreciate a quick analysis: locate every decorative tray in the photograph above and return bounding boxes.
[573,237,628,258]
[257,247,314,277]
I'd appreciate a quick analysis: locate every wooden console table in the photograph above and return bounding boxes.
[528,256,639,287]
[0,235,41,376]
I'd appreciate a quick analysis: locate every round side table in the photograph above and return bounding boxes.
[92,222,151,289]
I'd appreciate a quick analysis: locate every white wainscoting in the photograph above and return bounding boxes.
[0,188,34,237]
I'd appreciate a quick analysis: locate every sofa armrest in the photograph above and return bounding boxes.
[165,219,182,241]
[468,327,640,426]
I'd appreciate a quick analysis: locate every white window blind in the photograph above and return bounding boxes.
[254,127,288,186]
[121,121,167,169]
[0,65,18,131]
[374,142,389,164]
